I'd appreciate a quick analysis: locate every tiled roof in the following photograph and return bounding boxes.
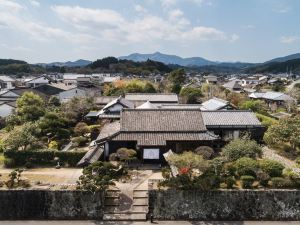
[95,96,118,105]
[97,121,121,141]
[249,92,295,101]
[120,109,207,132]
[112,132,217,146]
[202,110,262,127]
[200,97,229,111]
[223,80,243,90]
[136,101,158,109]
[160,104,202,109]
[0,75,15,82]
[125,93,178,102]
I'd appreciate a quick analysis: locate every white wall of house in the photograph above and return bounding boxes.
[0,104,15,117]
[26,77,49,88]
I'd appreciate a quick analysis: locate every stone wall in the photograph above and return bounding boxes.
[149,190,300,220]
[0,190,104,220]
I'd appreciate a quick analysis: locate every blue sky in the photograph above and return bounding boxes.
[0,0,299,63]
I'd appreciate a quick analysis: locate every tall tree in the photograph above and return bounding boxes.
[167,69,186,94]
[16,92,45,122]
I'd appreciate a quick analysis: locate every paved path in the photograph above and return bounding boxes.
[263,146,299,171]
[0,221,299,225]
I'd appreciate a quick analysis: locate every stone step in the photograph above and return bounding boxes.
[103,213,147,221]
[133,198,148,206]
[104,198,119,206]
[133,191,148,198]
[131,205,148,213]
[105,191,120,198]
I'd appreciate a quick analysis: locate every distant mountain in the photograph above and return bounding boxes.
[119,52,217,67]
[266,53,300,63]
[37,59,92,68]
[0,59,27,66]
[244,58,300,74]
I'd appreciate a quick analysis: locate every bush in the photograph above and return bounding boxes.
[223,138,262,161]
[259,159,284,177]
[116,148,137,162]
[74,122,90,136]
[295,157,300,165]
[4,150,86,167]
[234,157,259,177]
[241,175,255,189]
[270,177,292,189]
[195,146,214,160]
[48,141,59,150]
[109,153,117,161]
[4,158,15,168]
[225,176,236,189]
[256,171,270,187]
[72,136,89,147]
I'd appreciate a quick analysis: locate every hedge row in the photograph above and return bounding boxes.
[4,150,86,167]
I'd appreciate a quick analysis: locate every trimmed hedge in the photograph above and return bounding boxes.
[4,150,86,167]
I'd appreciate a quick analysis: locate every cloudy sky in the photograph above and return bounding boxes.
[0,0,299,63]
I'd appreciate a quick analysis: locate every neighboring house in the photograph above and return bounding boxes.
[241,75,268,87]
[95,96,119,108]
[201,110,264,142]
[96,96,134,119]
[97,109,218,163]
[222,79,243,92]
[0,88,47,102]
[77,76,101,88]
[33,83,75,96]
[0,101,16,117]
[154,74,164,83]
[0,76,15,90]
[203,75,218,84]
[249,91,295,110]
[62,74,86,86]
[125,93,179,107]
[200,97,236,111]
[25,75,52,88]
[160,104,202,109]
[58,88,87,103]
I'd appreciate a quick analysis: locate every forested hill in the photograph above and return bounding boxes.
[88,57,172,74]
[244,58,300,73]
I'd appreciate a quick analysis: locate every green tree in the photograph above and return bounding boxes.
[239,100,267,113]
[167,69,186,94]
[74,122,90,136]
[143,82,157,93]
[264,116,300,150]
[3,122,39,151]
[180,87,203,104]
[223,138,262,161]
[38,112,70,140]
[76,161,127,192]
[16,92,45,122]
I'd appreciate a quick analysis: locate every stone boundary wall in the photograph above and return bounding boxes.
[149,190,300,221]
[0,190,104,220]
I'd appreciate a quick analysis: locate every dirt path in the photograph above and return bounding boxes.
[263,146,299,171]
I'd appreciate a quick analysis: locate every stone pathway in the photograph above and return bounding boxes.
[262,146,299,171]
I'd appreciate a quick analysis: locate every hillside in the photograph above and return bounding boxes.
[119,52,217,67]
[89,57,172,74]
[266,53,300,63]
[244,58,300,73]
[37,59,92,68]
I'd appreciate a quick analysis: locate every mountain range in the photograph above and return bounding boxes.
[36,59,92,68]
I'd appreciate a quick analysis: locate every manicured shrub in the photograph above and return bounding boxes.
[270,177,292,189]
[223,138,262,161]
[225,176,236,189]
[234,157,259,177]
[116,148,137,162]
[74,122,90,136]
[256,171,270,187]
[4,158,15,168]
[259,159,284,177]
[109,153,117,161]
[195,146,214,160]
[3,150,86,167]
[295,157,300,165]
[72,136,89,147]
[48,141,59,150]
[240,175,255,189]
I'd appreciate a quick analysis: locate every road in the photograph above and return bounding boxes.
[0,221,299,225]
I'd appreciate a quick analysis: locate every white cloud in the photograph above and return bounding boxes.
[0,0,24,12]
[241,24,255,29]
[280,36,299,44]
[230,34,239,42]
[29,0,40,7]
[1,43,33,52]
[52,5,234,45]
[134,4,147,13]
